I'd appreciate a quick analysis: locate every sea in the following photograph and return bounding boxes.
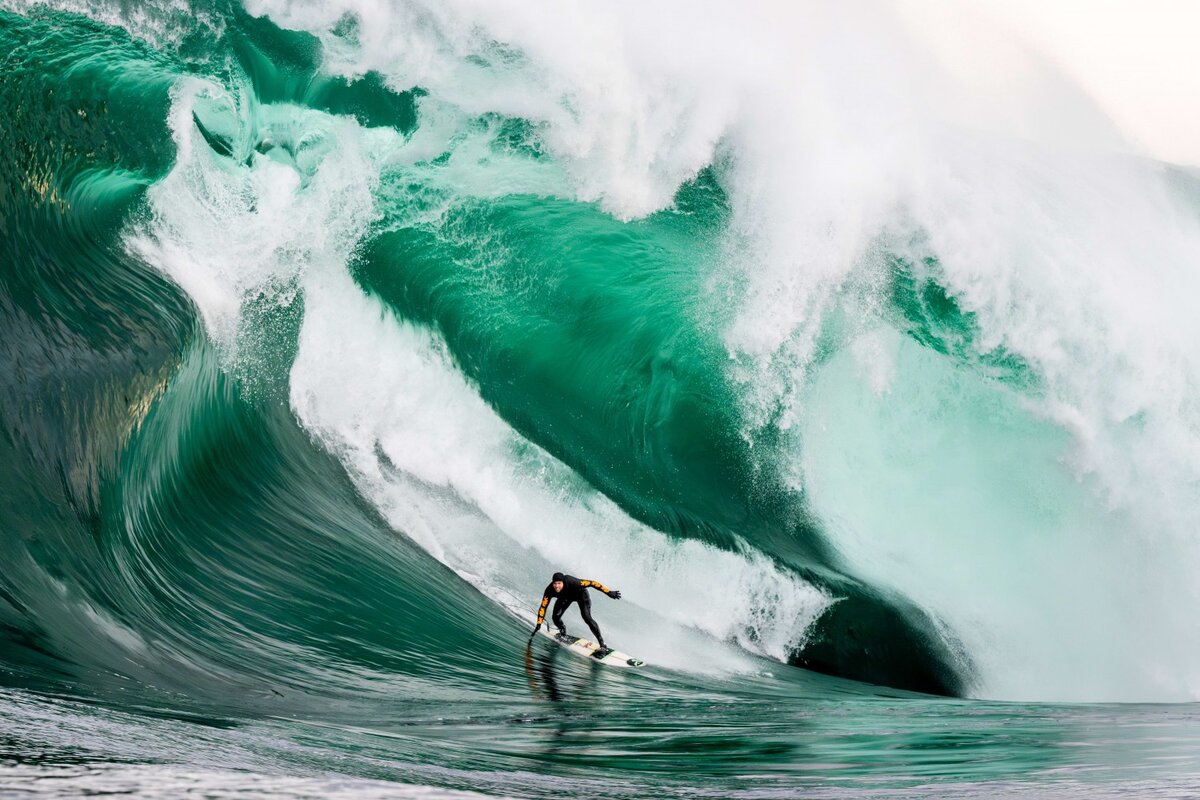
[4,1,1200,797]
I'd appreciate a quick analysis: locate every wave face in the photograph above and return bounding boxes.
[6,1,1200,796]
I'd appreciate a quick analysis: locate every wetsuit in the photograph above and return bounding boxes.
[535,574,614,647]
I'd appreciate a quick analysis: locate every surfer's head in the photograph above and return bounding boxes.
[551,572,565,592]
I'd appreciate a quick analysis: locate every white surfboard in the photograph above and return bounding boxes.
[540,628,645,668]
[530,619,645,668]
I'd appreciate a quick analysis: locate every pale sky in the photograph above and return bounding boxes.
[970,0,1200,166]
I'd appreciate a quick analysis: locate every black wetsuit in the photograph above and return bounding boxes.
[536,574,613,646]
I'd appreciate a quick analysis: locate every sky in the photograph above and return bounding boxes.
[967,0,1200,166]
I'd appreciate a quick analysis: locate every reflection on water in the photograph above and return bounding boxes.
[3,682,1200,799]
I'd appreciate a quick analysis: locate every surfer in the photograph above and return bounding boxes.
[533,572,621,656]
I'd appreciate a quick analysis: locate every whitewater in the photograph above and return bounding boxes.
[4,0,1200,797]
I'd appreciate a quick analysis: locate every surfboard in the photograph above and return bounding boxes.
[538,627,645,668]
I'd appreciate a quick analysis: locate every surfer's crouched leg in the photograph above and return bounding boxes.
[579,597,605,648]
[551,599,570,638]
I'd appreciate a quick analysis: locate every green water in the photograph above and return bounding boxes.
[3,3,1200,797]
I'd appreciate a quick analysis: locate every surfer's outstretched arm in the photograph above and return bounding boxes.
[533,589,551,631]
[580,579,621,599]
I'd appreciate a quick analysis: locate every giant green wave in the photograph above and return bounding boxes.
[0,3,981,711]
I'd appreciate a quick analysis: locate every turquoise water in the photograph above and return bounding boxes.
[4,2,1200,796]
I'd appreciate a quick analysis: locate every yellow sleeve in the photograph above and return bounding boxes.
[580,579,611,594]
[535,594,550,624]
